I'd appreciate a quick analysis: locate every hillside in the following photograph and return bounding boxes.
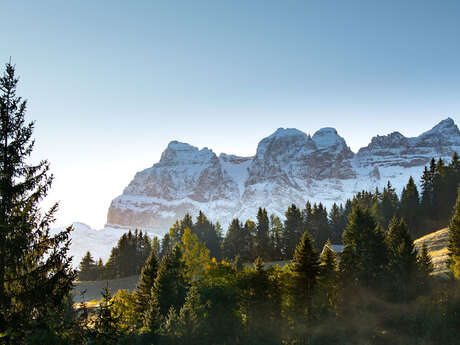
[414,228,450,275]
[72,275,140,303]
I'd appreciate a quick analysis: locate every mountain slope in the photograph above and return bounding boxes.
[107,118,460,233]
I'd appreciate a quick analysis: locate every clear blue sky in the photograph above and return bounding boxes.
[2,0,460,228]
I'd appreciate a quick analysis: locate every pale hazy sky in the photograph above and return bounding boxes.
[2,1,460,228]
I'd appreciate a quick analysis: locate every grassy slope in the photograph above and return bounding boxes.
[72,275,140,303]
[414,227,450,275]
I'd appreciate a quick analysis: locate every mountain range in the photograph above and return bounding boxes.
[106,118,460,234]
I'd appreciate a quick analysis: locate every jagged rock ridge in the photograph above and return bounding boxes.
[107,118,460,234]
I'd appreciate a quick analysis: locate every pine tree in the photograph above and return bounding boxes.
[373,181,399,230]
[269,214,284,260]
[238,257,282,345]
[151,236,161,259]
[255,208,271,260]
[319,240,338,313]
[386,217,418,301]
[135,249,159,318]
[310,203,330,250]
[96,258,104,280]
[291,231,320,321]
[173,286,207,345]
[0,62,76,338]
[420,160,435,217]
[340,206,389,291]
[160,233,172,259]
[93,285,122,345]
[283,204,305,258]
[192,211,221,259]
[79,251,96,281]
[448,187,460,278]
[145,245,187,331]
[417,243,433,292]
[222,218,243,261]
[243,219,256,262]
[180,227,210,280]
[400,176,420,237]
[329,203,345,243]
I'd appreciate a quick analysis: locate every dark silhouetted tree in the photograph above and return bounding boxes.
[0,62,75,339]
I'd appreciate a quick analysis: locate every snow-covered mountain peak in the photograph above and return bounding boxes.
[159,141,216,166]
[415,118,460,146]
[269,127,307,139]
[365,131,409,150]
[425,117,456,133]
[255,128,314,160]
[312,127,348,151]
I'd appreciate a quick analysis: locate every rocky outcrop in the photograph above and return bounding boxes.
[107,118,460,233]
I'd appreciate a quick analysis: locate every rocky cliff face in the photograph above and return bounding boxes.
[107,118,460,234]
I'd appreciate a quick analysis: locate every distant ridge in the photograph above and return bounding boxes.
[107,118,460,233]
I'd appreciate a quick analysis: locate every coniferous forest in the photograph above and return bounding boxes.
[2,64,460,345]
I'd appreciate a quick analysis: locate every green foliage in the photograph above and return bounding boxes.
[145,245,187,332]
[222,218,253,261]
[180,227,210,280]
[269,214,284,260]
[400,176,420,237]
[79,251,97,281]
[283,204,305,258]
[0,62,76,341]
[238,258,283,344]
[340,206,389,291]
[386,217,418,301]
[373,181,399,230]
[93,286,122,345]
[290,231,320,322]
[255,208,271,260]
[103,229,152,280]
[306,202,331,250]
[110,289,138,334]
[319,242,339,316]
[134,248,159,318]
[193,211,222,260]
[448,187,460,278]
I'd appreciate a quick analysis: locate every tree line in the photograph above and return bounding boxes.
[79,230,156,281]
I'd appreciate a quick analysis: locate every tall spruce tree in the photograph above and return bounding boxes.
[255,208,271,260]
[145,245,187,332]
[448,187,460,278]
[319,240,338,313]
[135,249,159,318]
[269,214,284,260]
[329,203,345,243]
[193,211,221,260]
[79,251,97,281]
[373,181,399,230]
[340,206,389,291]
[0,62,75,338]
[93,285,122,345]
[283,204,304,259]
[222,218,244,261]
[290,231,320,321]
[400,176,420,237]
[386,217,418,302]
